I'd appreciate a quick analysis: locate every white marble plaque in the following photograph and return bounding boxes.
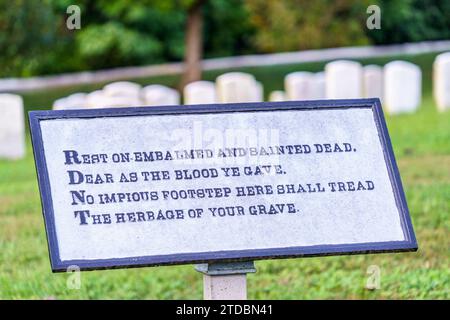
[30,100,417,271]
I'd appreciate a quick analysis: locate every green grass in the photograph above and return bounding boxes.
[1,52,449,299]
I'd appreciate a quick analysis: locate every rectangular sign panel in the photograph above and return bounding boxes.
[29,99,417,271]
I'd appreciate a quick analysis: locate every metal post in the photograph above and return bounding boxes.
[195,261,256,300]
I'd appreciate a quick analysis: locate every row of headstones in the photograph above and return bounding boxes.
[277,61,421,115]
[52,74,264,110]
[53,83,179,109]
[277,52,450,114]
[0,76,263,160]
[1,52,450,160]
[53,55,450,114]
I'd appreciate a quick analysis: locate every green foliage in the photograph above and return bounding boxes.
[366,0,450,44]
[0,0,65,76]
[0,0,254,76]
[1,0,450,77]
[77,22,163,68]
[203,0,255,57]
[244,0,373,52]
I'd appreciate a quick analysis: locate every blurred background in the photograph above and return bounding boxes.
[1,0,449,79]
[0,0,449,300]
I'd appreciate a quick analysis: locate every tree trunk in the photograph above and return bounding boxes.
[181,0,205,88]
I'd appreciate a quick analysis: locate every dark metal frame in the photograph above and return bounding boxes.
[29,98,418,272]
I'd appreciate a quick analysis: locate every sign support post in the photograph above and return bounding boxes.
[195,261,256,300]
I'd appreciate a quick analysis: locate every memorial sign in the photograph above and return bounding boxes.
[29,99,417,272]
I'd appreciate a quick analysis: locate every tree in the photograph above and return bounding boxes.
[85,0,209,87]
[182,0,207,86]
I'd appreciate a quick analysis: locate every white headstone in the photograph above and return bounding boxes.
[433,52,450,112]
[285,72,313,100]
[101,95,143,108]
[363,65,383,101]
[142,85,180,106]
[0,94,25,159]
[384,61,422,114]
[53,93,88,110]
[310,72,326,100]
[183,81,217,105]
[325,60,363,99]
[269,90,286,102]
[216,72,259,103]
[250,81,264,102]
[86,90,106,109]
[103,81,142,98]
[53,98,70,110]
[86,90,143,108]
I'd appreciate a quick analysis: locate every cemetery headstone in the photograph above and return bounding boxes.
[216,72,259,103]
[310,72,326,100]
[325,60,363,99]
[53,98,70,110]
[0,94,26,159]
[86,90,107,109]
[86,90,143,109]
[143,85,180,106]
[184,81,217,105]
[102,96,144,108]
[433,52,450,112]
[103,81,142,98]
[363,65,383,101]
[285,72,313,100]
[250,81,264,102]
[269,91,286,102]
[53,93,88,110]
[29,99,417,299]
[384,61,422,114]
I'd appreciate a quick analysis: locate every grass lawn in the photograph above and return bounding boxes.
[0,52,449,299]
